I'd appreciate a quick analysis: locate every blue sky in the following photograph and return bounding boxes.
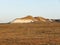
[0,0,60,23]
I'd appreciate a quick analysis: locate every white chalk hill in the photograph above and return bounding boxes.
[11,16,50,23]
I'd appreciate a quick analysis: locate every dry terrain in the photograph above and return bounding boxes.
[0,22,60,45]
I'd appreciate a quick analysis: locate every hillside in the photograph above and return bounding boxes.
[11,16,50,23]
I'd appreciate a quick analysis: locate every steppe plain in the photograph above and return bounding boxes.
[0,22,60,45]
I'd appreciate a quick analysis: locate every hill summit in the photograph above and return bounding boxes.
[11,15,50,23]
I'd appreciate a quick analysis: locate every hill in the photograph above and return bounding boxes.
[11,16,50,23]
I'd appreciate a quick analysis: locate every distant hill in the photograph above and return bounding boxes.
[10,15,51,23]
[10,15,60,23]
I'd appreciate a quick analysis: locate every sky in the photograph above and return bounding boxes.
[0,0,60,23]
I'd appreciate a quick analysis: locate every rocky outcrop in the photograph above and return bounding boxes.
[11,15,51,23]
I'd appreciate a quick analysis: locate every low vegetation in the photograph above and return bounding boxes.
[0,22,60,45]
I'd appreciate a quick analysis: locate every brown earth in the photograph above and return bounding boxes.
[0,22,60,45]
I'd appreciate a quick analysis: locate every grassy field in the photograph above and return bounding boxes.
[0,22,60,45]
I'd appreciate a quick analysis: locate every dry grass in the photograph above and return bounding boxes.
[0,22,60,45]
